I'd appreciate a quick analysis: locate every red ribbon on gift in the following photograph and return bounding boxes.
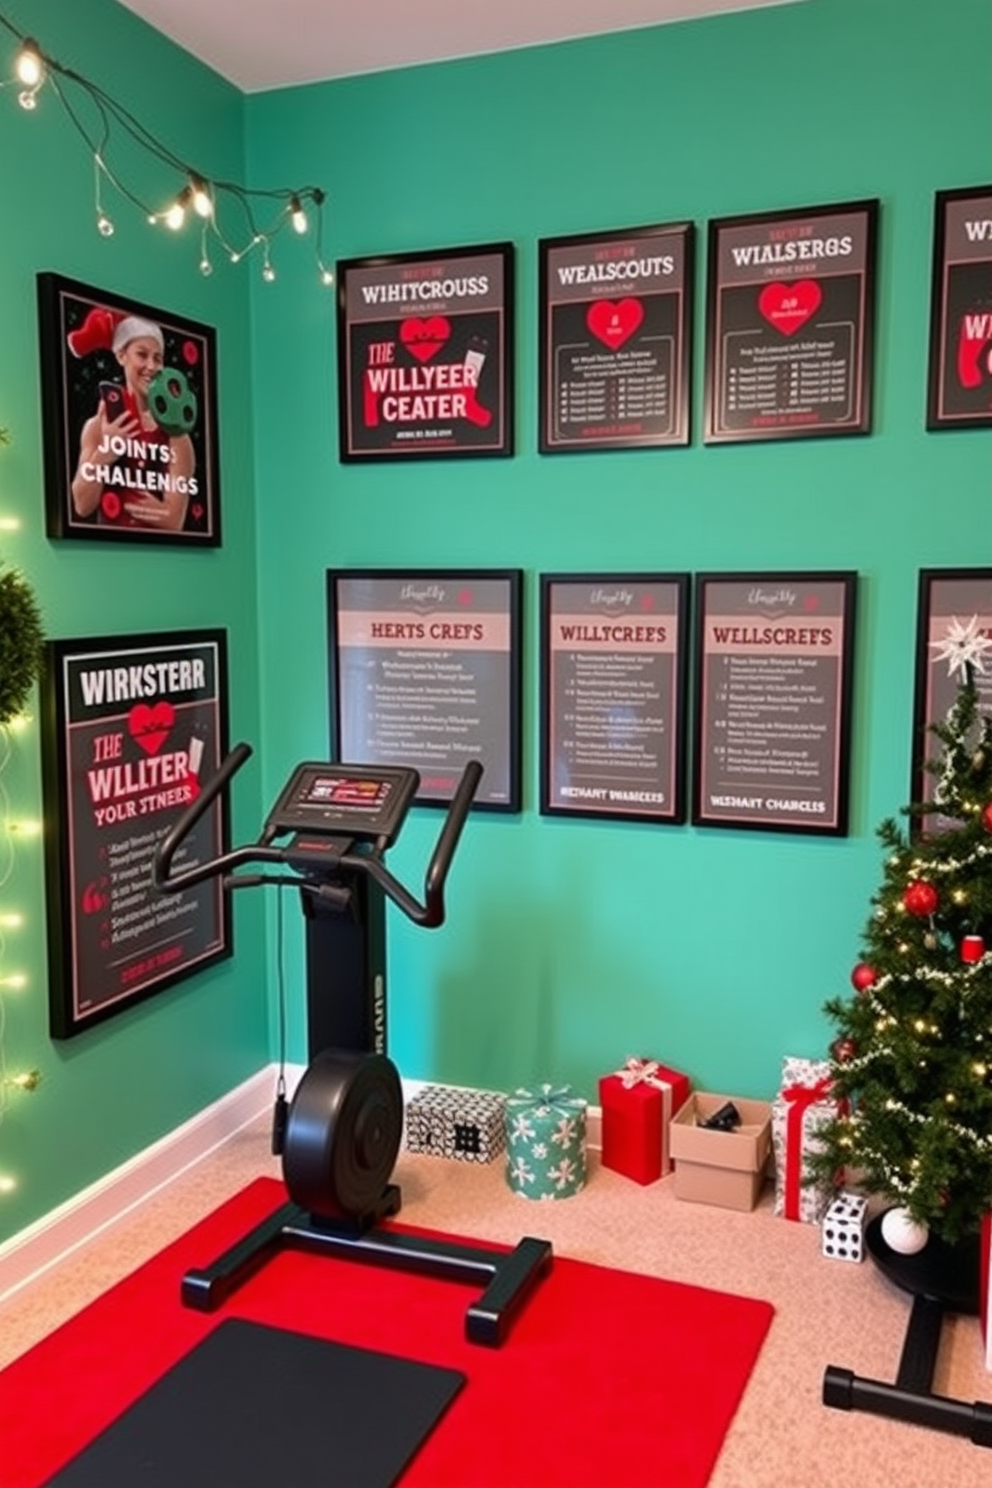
[782,1077,832,1221]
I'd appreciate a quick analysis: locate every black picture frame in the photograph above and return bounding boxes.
[40,628,232,1037]
[37,274,221,545]
[704,200,878,444]
[926,187,992,431]
[539,572,690,823]
[327,569,522,812]
[538,222,693,453]
[911,569,992,834]
[691,572,857,835]
[335,243,514,461]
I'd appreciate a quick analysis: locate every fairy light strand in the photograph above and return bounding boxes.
[0,11,333,288]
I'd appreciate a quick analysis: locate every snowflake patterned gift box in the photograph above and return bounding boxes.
[598,1057,690,1185]
[505,1084,588,1200]
[404,1084,507,1163]
[772,1056,837,1223]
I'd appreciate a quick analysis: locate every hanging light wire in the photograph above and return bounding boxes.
[0,10,331,287]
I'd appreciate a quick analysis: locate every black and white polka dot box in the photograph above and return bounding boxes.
[821,1191,868,1262]
[404,1084,507,1163]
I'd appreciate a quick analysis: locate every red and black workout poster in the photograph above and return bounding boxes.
[336,243,513,460]
[539,224,693,452]
[927,187,992,430]
[704,201,878,443]
[41,630,231,1037]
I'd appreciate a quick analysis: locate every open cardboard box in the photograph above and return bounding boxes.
[669,1092,772,1212]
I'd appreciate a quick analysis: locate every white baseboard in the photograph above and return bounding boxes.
[0,1068,601,1307]
[0,1064,294,1306]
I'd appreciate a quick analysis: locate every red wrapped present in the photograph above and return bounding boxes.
[599,1057,690,1185]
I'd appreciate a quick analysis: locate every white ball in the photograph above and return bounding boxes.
[881,1206,929,1255]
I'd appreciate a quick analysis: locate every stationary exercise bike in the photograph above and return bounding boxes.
[153,744,551,1346]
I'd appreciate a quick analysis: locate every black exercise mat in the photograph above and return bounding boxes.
[41,1317,465,1487]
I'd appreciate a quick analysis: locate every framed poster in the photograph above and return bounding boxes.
[912,569,992,832]
[538,223,693,452]
[540,573,690,823]
[704,200,878,444]
[327,569,522,811]
[692,573,857,835]
[335,243,513,460]
[926,187,992,430]
[41,629,231,1038]
[37,274,221,545]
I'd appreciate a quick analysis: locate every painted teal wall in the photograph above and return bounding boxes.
[0,0,269,1239]
[245,0,991,1098]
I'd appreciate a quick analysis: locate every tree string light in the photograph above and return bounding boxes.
[0,11,334,288]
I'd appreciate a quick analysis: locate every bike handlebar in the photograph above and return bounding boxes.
[153,745,483,929]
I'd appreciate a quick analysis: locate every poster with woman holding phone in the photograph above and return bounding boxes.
[38,274,221,545]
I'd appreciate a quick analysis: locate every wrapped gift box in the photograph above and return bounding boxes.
[772,1056,836,1223]
[669,1092,772,1211]
[598,1057,690,1185]
[505,1084,587,1199]
[404,1084,506,1163]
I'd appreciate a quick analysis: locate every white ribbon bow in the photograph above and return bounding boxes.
[614,1057,668,1091]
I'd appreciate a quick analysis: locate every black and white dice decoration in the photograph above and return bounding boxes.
[821,1191,868,1262]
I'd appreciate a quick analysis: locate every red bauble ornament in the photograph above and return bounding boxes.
[831,1037,858,1063]
[851,963,877,993]
[961,935,985,964]
[982,802,992,834]
[903,880,938,918]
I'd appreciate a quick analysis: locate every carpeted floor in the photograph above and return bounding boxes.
[2,1115,990,1487]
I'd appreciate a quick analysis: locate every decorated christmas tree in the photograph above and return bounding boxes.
[813,617,992,1245]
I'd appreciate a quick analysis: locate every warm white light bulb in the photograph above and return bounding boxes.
[0,912,24,929]
[0,516,21,532]
[0,974,27,990]
[97,213,115,238]
[262,262,276,283]
[290,196,308,234]
[191,180,213,218]
[0,1175,16,1195]
[165,201,186,231]
[199,256,213,277]
[15,40,43,87]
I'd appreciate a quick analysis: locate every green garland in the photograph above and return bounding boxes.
[0,428,45,725]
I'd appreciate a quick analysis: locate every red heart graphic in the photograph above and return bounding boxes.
[587,298,644,351]
[758,279,822,336]
[128,701,175,756]
[400,317,450,363]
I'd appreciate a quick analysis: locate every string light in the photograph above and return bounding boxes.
[0,12,332,289]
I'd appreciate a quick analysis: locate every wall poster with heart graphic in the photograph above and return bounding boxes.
[37,274,221,545]
[335,244,513,460]
[538,223,693,453]
[926,187,992,431]
[41,629,231,1036]
[704,201,878,444]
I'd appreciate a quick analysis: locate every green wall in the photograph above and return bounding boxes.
[245,0,991,1094]
[0,0,269,1239]
[0,0,989,1242]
